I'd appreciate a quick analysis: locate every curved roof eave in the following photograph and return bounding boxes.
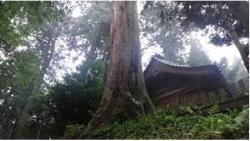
[144,57,222,79]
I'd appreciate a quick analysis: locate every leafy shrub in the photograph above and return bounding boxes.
[88,107,249,139]
[222,108,249,139]
[46,59,105,138]
[64,124,85,139]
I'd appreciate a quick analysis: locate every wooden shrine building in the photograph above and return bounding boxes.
[144,57,234,109]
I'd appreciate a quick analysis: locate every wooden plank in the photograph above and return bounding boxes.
[201,95,249,111]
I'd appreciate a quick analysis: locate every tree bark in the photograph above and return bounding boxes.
[35,123,43,139]
[81,1,154,137]
[80,45,97,80]
[13,22,60,139]
[231,2,249,34]
[218,3,249,71]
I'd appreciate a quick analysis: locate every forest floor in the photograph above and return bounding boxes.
[64,106,249,139]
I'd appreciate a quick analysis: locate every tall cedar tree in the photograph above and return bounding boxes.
[82,1,154,136]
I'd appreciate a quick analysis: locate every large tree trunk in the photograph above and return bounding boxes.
[218,3,249,71]
[81,1,154,137]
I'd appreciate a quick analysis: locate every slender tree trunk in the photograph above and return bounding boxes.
[35,123,43,139]
[13,22,60,139]
[80,45,97,79]
[7,123,14,139]
[81,1,154,137]
[218,3,249,71]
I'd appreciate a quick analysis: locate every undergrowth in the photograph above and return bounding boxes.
[64,106,249,139]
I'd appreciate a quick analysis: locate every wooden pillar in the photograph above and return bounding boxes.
[215,89,223,102]
[209,90,218,103]
[196,91,203,106]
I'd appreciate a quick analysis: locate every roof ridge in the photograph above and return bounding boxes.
[152,57,219,71]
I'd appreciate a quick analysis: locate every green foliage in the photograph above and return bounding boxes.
[0,50,41,138]
[45,59,105,138]
[141,1,189,65]
[222,108,249,139]
[0,1,67,51]
[141,1,213,66]
[13,51,40,88]
[167,106,196,115]
[85,107,249,139]
[64,124,85,139]
[1,2,107,138]
[178,1,248,46]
